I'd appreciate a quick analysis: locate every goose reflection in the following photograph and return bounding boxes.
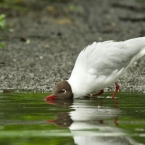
[45,99,142,145]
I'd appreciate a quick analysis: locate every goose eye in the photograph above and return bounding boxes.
[61,89,66,93]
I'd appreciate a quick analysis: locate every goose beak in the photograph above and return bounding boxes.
[44,94,56,100]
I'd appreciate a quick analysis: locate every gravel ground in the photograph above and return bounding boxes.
[0,0,145,93]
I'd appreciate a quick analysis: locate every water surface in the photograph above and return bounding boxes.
[0,93,145,145]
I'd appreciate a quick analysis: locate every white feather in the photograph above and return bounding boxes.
[68,37,145,98]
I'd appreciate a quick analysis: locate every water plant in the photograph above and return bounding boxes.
[0,14,6,30]
[0,14,6,48]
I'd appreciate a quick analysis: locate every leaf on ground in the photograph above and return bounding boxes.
[0,43,4,48]
[51,18,71,24]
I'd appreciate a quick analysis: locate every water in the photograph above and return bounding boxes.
[0,92,145,145]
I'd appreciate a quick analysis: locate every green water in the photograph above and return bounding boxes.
[0,92,145,145]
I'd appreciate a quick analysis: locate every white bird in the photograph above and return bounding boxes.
[45,37,145,100]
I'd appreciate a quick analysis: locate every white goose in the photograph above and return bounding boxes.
[45,37,145,100]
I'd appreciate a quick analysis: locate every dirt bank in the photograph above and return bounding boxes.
[0,0,145,93]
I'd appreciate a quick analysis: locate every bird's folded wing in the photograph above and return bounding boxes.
[87,38,145,77]
[70,38,145,85]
